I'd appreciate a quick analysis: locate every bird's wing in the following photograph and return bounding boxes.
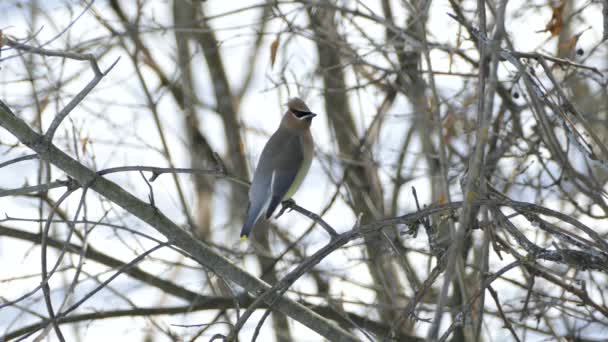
[265,136,304,218]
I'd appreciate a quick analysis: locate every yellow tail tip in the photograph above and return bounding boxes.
[240,235,249,241]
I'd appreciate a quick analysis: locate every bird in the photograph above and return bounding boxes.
[240,97,317,240]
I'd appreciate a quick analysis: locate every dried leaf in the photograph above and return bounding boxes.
[82,136,89,155]
[38,95,49,115]
[270,34,280,67]
[438,192,447,204]
[559,28,591,54]
[560,35,578,52]
[442,113,455,143]
[540,2,565,36]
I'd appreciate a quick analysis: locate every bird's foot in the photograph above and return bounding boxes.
[282,198,296,207]
[275,198,296,219]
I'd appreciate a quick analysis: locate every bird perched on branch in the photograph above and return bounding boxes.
[240,97,317,240]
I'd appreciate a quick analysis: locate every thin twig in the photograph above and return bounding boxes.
[276,199,339,238]
[0,154,38,168]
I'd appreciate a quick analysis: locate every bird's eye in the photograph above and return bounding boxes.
[292,109,312,118]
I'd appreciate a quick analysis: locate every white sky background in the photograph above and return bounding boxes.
[0,0,607,341]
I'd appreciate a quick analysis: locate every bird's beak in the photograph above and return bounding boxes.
[302,112,317,119]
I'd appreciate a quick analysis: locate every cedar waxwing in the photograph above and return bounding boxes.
[240,97,317,239]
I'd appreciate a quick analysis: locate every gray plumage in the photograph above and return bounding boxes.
[241,98,316,239]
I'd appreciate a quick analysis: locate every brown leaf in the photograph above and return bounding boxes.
[540,2,565,36]
[270,34,280,68]
[38,95,49,115]
[438,192,447,204]
[559,28,590,54]
[559,35,578,52]
[82,136,90,155]
[442,113,455,143]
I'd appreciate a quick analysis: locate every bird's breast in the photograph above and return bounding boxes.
[283,134,314,200]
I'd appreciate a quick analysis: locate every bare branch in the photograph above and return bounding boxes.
[0,99,359,342]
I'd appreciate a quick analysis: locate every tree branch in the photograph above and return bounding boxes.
[0,99,359,342]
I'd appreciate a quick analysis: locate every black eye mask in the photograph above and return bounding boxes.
[292,109,315,118]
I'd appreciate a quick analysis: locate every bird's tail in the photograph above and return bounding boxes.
[240,202,263,240]
[240,218,254,240]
